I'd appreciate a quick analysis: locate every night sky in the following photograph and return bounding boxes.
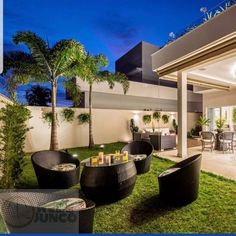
[3,0,222,105]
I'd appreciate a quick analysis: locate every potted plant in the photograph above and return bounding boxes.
[153,111,161,131]
[233,107,236,131]
[215,118,225,133]
[78,113,90,125]
[197,115,210,133]
[172,119,178,134]
[162,114,169,124]
[142,115,152,125]
[62,108,75,123]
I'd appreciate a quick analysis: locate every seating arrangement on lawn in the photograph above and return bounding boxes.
[0,142,202,233]
[1,142,236,233]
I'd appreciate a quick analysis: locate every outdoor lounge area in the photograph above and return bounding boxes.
[0,142,236,233]
[1,0,236,234]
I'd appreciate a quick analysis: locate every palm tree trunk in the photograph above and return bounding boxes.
[50,79,59,150]
[89,84,94,149]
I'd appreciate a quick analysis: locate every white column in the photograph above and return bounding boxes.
[177,71,187,158]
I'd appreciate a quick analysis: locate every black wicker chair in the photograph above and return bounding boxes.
[158,154,202,206]
[121,141,154,174]
[0,191,95,233]
[31,151,80,189]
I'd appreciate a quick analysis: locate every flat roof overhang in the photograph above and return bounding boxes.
[152,5,236,78]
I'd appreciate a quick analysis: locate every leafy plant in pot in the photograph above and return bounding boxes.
[162,114,169,124]
[233,107,236,131]
[172,119,178,134]
[142,115,152,125]
[153,111,161,131]
[215,118,225,133]
[78,113,90,125]
[197,115,210,134]
[62,108,75,123]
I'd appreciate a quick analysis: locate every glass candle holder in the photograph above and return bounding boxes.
[91,156,98,166]
[105,155,111,165]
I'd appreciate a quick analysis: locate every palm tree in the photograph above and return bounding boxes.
[76,54,129,148]
[25,85,51,106]
[4,31,85,150]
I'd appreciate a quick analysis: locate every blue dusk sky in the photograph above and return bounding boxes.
[3,0,222,105]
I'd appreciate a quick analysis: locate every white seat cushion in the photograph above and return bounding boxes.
[220,140,232,143]
[159,167,180,177]
[41,198,86,211]
[51,163,76,171]
[201,139,214,142]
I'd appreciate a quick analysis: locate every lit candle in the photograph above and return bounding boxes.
[123,151,128,162]
[98,152,104,164]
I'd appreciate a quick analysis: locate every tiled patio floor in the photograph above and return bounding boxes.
[155,146,236,181]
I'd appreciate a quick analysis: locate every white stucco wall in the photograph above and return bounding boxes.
[0,94,199,153]
[203,88,236,114]
[24,107,199,152]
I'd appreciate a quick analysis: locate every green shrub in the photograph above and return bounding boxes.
[0,102,31,188]
[78,113,90,125]
[62,108,75,123]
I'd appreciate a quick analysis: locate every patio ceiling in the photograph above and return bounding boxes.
[162,53,236,92]
[189,54,236,89]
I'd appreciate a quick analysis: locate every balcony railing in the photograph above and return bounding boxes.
[164,0,236,47]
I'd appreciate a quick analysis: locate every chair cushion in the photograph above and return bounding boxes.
[129,154,147,161]
[219,140,232,143]
[159,167,180,177]
[41,198,86,211]
[51,163,76,171]
[201,139,214,142]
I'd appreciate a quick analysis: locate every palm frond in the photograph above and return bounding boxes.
[3,51,48,82]
[13,31,51,75]
[63,78,81,106]
[72,53,108,84]
[98,71,129,94]
[50,40,85,77]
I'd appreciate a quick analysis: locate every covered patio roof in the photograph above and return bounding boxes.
[152,4,236,157]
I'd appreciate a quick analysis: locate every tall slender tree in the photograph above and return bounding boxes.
[75,54,129,148]
[4,31,85,150]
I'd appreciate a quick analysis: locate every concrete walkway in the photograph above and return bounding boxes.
[155,146,236,181]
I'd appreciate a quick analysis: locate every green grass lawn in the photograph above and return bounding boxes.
[1,142,236,233]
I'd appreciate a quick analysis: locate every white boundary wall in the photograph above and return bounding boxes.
[25,107,199,152]
[0,94,200,152]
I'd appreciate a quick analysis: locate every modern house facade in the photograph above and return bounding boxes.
[75,41,202,133]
